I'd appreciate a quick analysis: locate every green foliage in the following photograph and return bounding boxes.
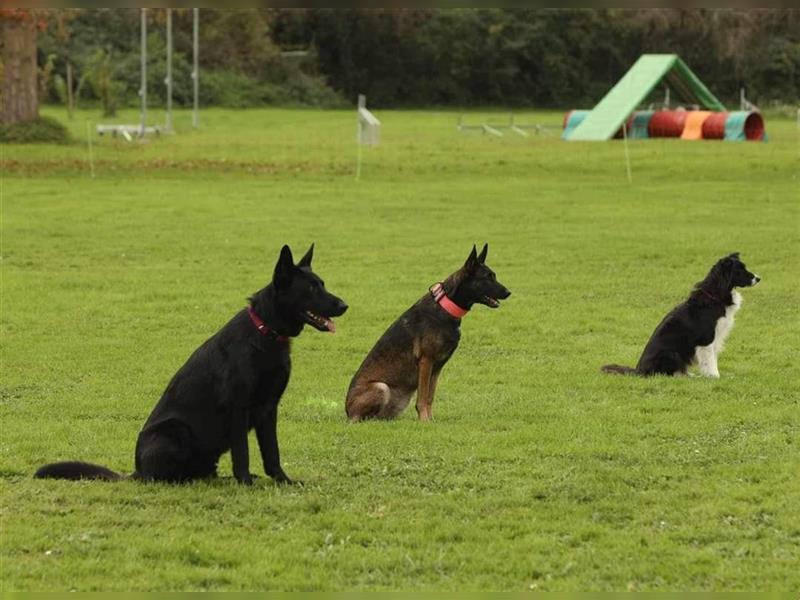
[38,54,57,100]
[34,9,800,111]
[53,73,68,105]
[201,67,345,108]
[83,48,125,116]
[2,108,799,590]
[36,9,344,111]
[758,37,800,101]
[277,8,800,107]
[0,115,70,144]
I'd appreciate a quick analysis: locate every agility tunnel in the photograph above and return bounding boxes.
[628,111,654,139]
[562,109,765,141]
[647,110,688,138]
[561,110,590,139]
[680,111,712,140]
[562,109,654,139]
[701,111,766,141]
[646,110,765,141]
[562,109,653,140]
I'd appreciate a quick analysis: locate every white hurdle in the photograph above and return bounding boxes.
[457,114,555,137]
[356,94,380,180]
[357,94,381,146]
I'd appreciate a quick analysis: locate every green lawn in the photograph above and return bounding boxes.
[1,107,798,591]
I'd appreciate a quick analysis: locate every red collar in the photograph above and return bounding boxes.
[698,289,721,303]
[248,306,290,343]
[429,283,468,319]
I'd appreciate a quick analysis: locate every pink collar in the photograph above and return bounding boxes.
[429,283,468,319]
[248,306,289,343]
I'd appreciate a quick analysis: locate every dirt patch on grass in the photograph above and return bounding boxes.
[1,158,352,177]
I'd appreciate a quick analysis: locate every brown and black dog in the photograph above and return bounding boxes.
[346,244,510,422]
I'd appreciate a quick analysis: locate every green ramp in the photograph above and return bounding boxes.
[566,54,726,141]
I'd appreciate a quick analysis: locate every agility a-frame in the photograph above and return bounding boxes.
[565,54,725,141]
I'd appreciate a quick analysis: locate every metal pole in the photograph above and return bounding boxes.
[165,8,173,132]
[192,8,199,129]
[140,8,147,137]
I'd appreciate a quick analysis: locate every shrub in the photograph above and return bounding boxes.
[201,69,346,108]
[0,116,71,144]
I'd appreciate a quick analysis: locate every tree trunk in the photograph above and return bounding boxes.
[1,17,39,124]
[66,61,74,119]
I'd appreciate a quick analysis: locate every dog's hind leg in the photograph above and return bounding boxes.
[378,387,413,419]
[346,382,391,422]
[135,420,216,483]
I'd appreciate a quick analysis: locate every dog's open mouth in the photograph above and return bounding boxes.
[483,296,501,308]
[303,310,336,333]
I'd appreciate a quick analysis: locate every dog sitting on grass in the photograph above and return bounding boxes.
[36,244,347,485]
[602,252,760,377]
[346,244,510,421]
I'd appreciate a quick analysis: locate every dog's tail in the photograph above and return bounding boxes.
[600,364,639,376]
[35,461,122,481]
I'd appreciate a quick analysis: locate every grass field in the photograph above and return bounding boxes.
[2,106,798,591]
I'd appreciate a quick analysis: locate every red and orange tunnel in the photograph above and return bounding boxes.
[562,110,765,141]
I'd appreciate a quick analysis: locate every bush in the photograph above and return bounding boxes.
[0,116,71,144]
[201,69,346,108]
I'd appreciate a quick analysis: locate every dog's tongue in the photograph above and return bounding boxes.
[324,318,336,333]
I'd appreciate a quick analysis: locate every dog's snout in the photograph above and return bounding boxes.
[338,301,349,314]
[753,274,761,285]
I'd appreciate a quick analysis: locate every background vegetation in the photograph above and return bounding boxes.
[2,107,798,590]
[0,114,69,143]
[32,9,800,111]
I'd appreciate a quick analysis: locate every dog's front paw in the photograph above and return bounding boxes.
[274,474,303,486]
[267,468,300,486]
[235,473,255,486]
[700,371,720,379]
[417,409,433,422]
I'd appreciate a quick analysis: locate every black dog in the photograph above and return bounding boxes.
[602,252,759,377]
[346,244,511,421]
[36,244,347,484]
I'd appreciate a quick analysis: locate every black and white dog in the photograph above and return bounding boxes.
[602,253,760,377]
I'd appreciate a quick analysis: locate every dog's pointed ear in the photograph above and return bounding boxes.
[464,244,479,270]
[478,243,488,264]
[273,244,294,288]
[298,243,314,268]
[727,251,740,261]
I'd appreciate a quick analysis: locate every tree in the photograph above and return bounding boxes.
[1,9,44,123]
[52,9,78,118]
